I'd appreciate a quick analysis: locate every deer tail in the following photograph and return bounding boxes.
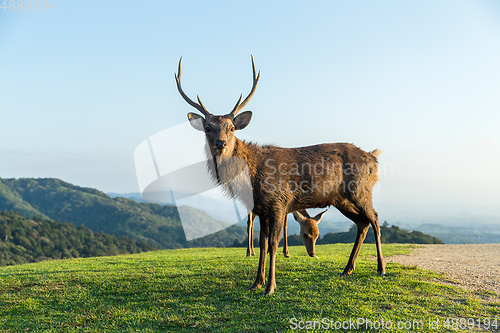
[369,149,383,158]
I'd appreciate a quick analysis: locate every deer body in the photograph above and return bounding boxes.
[213,139,377,216]
[176,57,385,295]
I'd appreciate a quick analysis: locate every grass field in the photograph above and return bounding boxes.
[0,244,499,332]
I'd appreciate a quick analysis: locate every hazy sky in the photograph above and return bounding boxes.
[1,0,499,209]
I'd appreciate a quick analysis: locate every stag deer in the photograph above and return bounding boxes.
[177,56,385,295]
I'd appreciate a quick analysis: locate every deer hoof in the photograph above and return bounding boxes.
[249,284,261,291]
[377,271,386,277]
[284,253,291,258]
[262,289,275,296]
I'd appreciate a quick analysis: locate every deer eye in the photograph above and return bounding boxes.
[230,127,235,132]
[205,126,211,132]
[303,233,309,238]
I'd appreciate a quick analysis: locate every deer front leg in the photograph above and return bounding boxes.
[264,240,278,295]
[283,214,290,258]
[246,212,256,257]
[250,226,268,290]
[263,213,284,295]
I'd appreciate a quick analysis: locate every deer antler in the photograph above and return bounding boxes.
[229,55,260,117]
[175,57,211,117]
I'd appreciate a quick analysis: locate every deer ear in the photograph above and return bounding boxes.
[298,209,311,218]
[187,113,205,131]
[233,111,252,130]
[292,211,306,224]
[312,209,328,224]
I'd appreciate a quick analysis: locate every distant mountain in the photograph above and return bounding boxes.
[0,178,246,249]
[414,224,500,244]
[107,192,145,203]
[375,202,500,244]
[0,211,156,266]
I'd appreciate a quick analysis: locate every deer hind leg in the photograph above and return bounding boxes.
[336,200,370,276]
[246,212,256,257]
[337,198,385,276]
[352,196,385,276]
[342,219,370,276]
[250,216,268,291]
[361,204,385,276]
[283,214,291,258]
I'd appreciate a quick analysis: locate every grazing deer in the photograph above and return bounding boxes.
[292,209,328,257]
[177,56,385,295]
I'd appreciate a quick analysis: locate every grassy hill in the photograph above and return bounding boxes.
[0,178,246,249]
[0,244,498,332]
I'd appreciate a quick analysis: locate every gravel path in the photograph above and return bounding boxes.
[387,244,500,296]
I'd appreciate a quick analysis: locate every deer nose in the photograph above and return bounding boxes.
[309,252,316,257]
[215,140,227,149]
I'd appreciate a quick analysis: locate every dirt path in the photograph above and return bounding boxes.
[387,244,500,297]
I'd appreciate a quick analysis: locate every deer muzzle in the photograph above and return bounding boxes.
[215,140,227,150]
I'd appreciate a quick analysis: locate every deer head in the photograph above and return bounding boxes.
[292,209,328,257]
[176,56,260,157]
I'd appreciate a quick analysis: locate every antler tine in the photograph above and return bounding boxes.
[196,95,208,113]
[175,57,210,117]
[230,55,260,116]
[230,94,243,115]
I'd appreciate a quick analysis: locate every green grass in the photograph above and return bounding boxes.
[0,244,499,332]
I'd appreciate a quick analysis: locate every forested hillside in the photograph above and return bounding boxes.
[0,178,246,249]
[0,211,156,266]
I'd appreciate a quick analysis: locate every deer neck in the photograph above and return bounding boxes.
[204,137,259,210]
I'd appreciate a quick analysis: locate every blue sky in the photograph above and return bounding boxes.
[1,0,500,210]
